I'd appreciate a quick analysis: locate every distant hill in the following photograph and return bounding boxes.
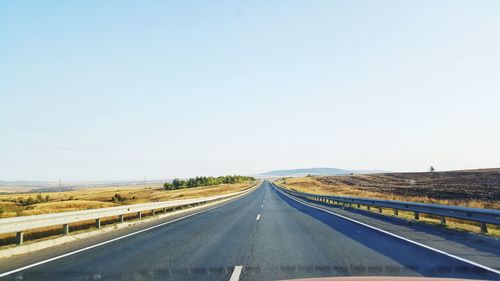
[257,168,387,177]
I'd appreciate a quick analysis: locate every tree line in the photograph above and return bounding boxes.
[163,175,255,190]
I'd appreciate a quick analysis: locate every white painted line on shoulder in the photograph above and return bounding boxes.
[256,214,261,220]
[273,184,500,276]
[229,265,243,281]
[0,190,257,279]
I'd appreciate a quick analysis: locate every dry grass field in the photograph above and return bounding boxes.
[0,181,256,246]
[277,169,500,236]
[0,181,256,218]
[279,169,500,208]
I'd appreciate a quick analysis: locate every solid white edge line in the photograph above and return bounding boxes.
[256,214,261,220]
[0,185,261,278]
[229,265,243,281]
[272,183,500,276]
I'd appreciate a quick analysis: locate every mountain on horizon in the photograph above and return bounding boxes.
[256,167,387,177]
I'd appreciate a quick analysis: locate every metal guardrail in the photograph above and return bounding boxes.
[273,183,500,233]
[0,184,258,245]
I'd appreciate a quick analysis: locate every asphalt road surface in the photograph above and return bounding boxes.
[1,181,499,281]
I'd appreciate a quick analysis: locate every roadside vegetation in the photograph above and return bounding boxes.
[163,175,255,190]
[0,178,257,247]
[279,169,500,209]
[0,178,256,219]
[277,169,500,236]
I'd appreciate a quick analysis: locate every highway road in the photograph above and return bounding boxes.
[1,181,499,281]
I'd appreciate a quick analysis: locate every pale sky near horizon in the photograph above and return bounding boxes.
[1,1,500,181]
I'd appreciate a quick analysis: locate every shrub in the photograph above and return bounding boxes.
[25,197,36,206]
[112,193,126,202]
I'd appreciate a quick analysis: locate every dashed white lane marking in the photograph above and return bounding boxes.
[256,214,261,220]
[229,265,243,281]
[261,204,263,207]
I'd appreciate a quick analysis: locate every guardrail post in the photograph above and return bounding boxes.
[440,216,446,224]
[16,231,23,245]
[119,214,125,223]
[164,207,168,213]
[95,218,101,229]
[480,223,488,233]
[137,212,142,219]
[152,210,156,216]
[63,224,69,235]
[279,186,500,232]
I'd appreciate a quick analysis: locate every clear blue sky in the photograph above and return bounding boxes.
[1,1,499,181]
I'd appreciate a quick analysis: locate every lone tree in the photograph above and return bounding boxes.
[429,166,435,173]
